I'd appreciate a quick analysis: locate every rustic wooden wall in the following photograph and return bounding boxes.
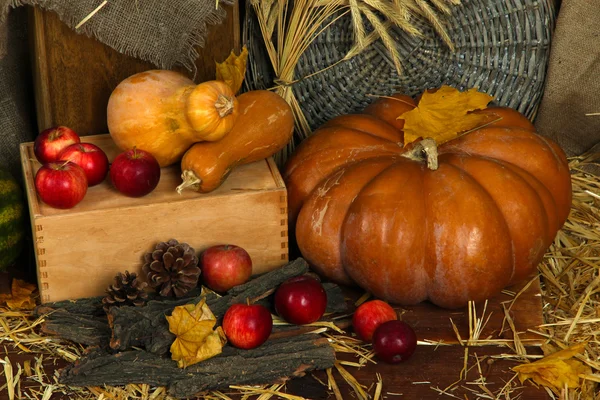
[28,4,240,136]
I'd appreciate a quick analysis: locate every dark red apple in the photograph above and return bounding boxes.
[58,143,109,186]
[352,300,398,342]
[222,303,273,349]
[110,148,160,197]
[35,161,87,209]
[372,320,417,364]
[34,126,81,163]
[274,275,327,325]
[200,244,252,292]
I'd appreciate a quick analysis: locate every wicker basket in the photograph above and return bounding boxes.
[244,0,556,134]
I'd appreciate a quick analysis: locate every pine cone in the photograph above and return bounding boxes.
[142,239,201,297]
[102,271,148,313]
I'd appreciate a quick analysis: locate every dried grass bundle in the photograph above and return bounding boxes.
[250,0,460,163]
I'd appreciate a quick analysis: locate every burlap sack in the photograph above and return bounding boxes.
[0,0,233,71]
[535,0,600,157]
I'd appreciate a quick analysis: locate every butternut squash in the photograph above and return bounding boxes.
[177,90,294,193]
[107,70,239,167]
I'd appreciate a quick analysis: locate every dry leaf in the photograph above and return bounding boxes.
[166,298,227,368]
[216,46,248,94]
[512,342,591,394]
[0,279,37,310]
[399,85,494,145]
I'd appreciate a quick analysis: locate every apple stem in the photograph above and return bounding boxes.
[176,170,202,194]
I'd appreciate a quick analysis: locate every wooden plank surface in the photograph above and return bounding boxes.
[28,4,240,136]
[400,277,545,346]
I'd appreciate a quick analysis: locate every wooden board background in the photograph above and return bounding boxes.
[28,3,240,136]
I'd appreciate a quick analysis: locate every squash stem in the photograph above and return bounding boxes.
[176,170,203,194]
[215,95,235,118]
[401,138,439,170]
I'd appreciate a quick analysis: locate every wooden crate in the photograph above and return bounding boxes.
[28,4,240,135]
[20,135,288,303]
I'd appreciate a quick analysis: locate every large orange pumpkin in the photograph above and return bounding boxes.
[284,93,572,309]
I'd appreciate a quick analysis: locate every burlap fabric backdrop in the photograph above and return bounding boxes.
[0,0,231,181]
[534,0,600,157]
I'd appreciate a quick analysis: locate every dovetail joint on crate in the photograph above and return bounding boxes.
[280,195,288,261]
[34,224,51,301]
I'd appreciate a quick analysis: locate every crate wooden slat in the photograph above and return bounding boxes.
[20,134,288,303]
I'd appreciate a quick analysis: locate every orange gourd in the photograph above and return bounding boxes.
[284,92,571,309]
[177,90,294,193]
[107,70,239,167]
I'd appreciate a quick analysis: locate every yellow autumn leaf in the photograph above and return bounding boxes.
[512,342,591,394]
[0,279,37,310]
[216,46,248,94]
[166,298,227,368]
[398,85,494,145]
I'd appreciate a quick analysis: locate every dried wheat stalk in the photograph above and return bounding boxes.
[250,0,460,164]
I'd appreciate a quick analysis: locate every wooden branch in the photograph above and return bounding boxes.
[109,258,310,354]
[33,290,203,348]
[33,258,349,355]
[37,309,111,347]
[60,335,335,398]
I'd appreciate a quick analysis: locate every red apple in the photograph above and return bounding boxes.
[200,245,252,292]
[372,320,417,364]
[274,276,327,325]
[34,126,80,163]
[110,148,160,197]
[352,300,398,342]
[35,161,87,209]
[222,303,273,349]
[58,143,109,186]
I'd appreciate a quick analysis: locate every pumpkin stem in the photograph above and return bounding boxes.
[176,170,203,194]
[214,95,235,118]
[401,138,439,170]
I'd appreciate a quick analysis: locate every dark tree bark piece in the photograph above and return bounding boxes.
[34,296,105,318]
[60,335,335,398]
[31,259,348,353]
[37,309,111,347]
[323,282,349,314]
[109,258,310,355]
[107,291,219,354]
[32,290,204,348]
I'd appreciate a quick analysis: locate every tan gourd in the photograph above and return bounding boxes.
[177,90,294,193]
[107,70,239,167]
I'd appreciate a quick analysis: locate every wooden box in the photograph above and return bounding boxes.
[20,135,288,303]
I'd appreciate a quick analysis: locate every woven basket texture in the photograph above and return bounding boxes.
[244,0,556,133]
